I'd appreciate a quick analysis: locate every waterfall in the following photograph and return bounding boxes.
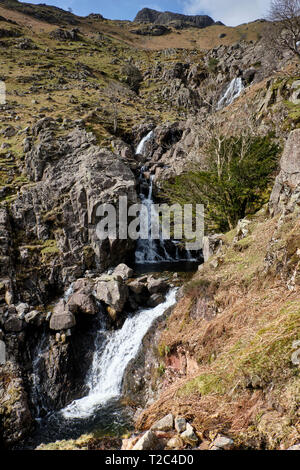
[135,173,173,264]
[61,288,177,419]
[136,130,154,155]
[217,77,244,110]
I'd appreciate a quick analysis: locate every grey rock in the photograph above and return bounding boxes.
[95,279,128,313]
[132,430,160,450]
[24,310,44,326]
[15,302,29,317]
[113,263,133,280]
[175,416,187,433]
[203,234,223,262]
[4,315,24,332]
[151,413,174,431]
[181,423,198,446]
[49,300,76,330]
[211,435,234,450]
[67,292,97,315]
[147,276,168,294]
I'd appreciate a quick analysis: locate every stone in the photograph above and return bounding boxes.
[0,339,6,365]
[166,435,184,449]
[203,234,223,262]
[24,310,44,326]
[4,316,23,332]
[49,300,76,331]
[67,292,97,315]
[175,416,186,433]
[291,348,300,365]
[15,302,29,317]
[113,263,133,280]
[132,430,160,450]
[270,130,300,214]
[180,423,198,446]
[234,218,251,242]
[288,443,300,450]
[147,293,164,308]
[211,434,234,450]
[147,277,168,294]
[151,413,174,432]
[128,280,144,294]
[96,280,128,313]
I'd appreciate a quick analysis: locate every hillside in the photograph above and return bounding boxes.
[0,0,299,453]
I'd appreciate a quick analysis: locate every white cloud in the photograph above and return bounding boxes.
[182,0,270,26]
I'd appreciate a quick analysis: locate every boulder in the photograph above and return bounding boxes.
[128,280,144,295]
[113,263,133,280]
[95,280,128,313]
[147,277,168,294]
[49,300,76,331]
[67,292,97,315]
[4,315,23,332]
[132,430,160,450]
[166,435,184,449]
[180,423,198,446]
[151,413,174,432]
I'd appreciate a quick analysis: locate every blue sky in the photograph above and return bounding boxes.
[20,1,270,26]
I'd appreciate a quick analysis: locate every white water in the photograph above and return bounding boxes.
[135,174,173,264]
[217,77,244,110]
[61,288,177,419]
[136,130,154,156]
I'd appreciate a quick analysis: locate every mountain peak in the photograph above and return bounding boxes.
[134,7,221,29]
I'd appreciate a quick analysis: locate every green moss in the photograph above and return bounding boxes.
[178,373,226,397]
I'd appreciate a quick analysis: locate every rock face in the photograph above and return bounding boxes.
[269,129,300,215]
[134,8,216,29]
[6,122,137,304]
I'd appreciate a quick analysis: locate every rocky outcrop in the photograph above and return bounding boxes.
[7,122,137,304]
[131,25,171,36]
[134,8,216,29]
[0,362,33,448]
[269,129,300,215]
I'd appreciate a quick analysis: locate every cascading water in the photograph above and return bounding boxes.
[61,288,177,419]
[217,77,244,110]
[135,130,154,155]
[134,133,201,267]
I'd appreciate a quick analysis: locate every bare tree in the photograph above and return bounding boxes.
[266,0,300,60]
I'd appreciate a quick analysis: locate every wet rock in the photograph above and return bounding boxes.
[132,430,160,450]
[180,423,198,446]
[128,280,144,295]
[151,413,174,431]
[49,300,76,330]
[211,434,234,450]
[147,293,164,308]
[175,416,186,433]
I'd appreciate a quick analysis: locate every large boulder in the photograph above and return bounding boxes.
[270,130,300,215]
[95,279,128,313]
[49,300,76,331]
[67,292,97,315]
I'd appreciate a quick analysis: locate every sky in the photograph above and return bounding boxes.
[19,0,271,27]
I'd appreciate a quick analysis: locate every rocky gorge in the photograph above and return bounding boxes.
[0,0,299,452]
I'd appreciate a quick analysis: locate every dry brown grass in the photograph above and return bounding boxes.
[136,210,300,449]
